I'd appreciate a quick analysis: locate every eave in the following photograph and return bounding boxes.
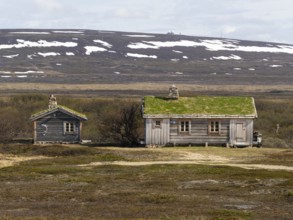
[143,114,257,119]
[30,106,88,121]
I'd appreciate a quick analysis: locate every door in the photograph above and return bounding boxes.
[145,119,170,145]
[236,122,246,142]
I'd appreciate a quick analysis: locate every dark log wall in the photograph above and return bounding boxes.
[34,111,81,143]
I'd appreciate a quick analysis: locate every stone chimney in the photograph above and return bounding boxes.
[168,85,179,99]
[48,94,58,110]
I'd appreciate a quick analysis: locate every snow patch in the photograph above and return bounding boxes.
[171,59,180,62]
[3,54,19,58]
[175,72,183,75]
[27,54,37,59]
[93,40,112,48]
[0,39,77,50]
[128,39,293,54]
[114,72,121,75]
[233,68,241,70]
[0,71,11,74]
[56,63,62,66]
[270,65,283,68]
[66,52,75,56]
[212,54,242,60]
[84,46,107,55]
[38,52,61,57]
[172,50,183,53]
[17,75,28,78]
[183,56,188,59]
[14,71,44,74]
[126,53,157,59]
[249,68,255,71]
[1,75,11,78]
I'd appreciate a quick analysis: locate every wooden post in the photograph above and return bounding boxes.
[79,122,83,142]
[33,121,37,144]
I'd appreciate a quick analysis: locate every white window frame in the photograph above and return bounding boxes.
[209,120,221,135]
[179,120,191,134]
[64,121,75,134]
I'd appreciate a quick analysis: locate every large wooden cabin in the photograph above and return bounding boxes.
[142,86,257,147]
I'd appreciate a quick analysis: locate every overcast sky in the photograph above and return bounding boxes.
[1,0,293,44]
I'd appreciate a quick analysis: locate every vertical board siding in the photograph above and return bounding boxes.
[145,119,169,145]
[145,118,254,146]
[230,119,254,146]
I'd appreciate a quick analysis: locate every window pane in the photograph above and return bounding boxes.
[181,122,184,131]
[210,121,214,132]
[215,121,219,132]
[185,121,189,131]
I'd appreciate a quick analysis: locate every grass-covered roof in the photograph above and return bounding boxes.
[143,96,257,117]
[30,105,87,121]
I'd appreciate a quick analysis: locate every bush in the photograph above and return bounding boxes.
[262,137,288,148]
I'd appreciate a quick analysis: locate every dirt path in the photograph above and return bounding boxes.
[79,152,293,172]
[1,151,292,172]
[0,153,46,169]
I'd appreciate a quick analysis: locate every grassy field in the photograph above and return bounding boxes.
[0,144,292,219]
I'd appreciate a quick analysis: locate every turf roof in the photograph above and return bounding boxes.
[30,105,87,121]
[143,96,257,116]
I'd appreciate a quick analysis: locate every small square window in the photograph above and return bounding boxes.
[64,122,75,134]
[180,121,190,133]
[209,120,221,134]
[154,120,162,128]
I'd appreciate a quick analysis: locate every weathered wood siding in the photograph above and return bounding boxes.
[230,119,254,146]
[34,111,81,144]
[169,119,229,145]
[145,118,254,146]
[145,119,169,145]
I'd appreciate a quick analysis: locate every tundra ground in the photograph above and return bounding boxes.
[0,145,292,219]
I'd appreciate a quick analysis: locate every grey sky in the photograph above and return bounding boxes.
[1,0,293,44]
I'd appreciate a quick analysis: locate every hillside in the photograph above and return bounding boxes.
[0,29,292,94]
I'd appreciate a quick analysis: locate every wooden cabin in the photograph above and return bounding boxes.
[30,95,87,144]
[142,86,257,147]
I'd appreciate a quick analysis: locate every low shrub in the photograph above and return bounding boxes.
[262,137,288,148]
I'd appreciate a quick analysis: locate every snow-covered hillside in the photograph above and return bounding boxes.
[0,29,292,86]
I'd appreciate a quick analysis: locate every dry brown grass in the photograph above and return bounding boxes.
[0,145,292,219]
[0,82,292,93]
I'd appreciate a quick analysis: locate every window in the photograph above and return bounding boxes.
[152,119,162,129]
[209,120,221,134]
[155,120,161,126]
[180,121,190,133]
[64,122,75,134]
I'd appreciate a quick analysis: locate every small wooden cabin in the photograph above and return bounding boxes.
[142,86,257,147]
[30,95,87,144]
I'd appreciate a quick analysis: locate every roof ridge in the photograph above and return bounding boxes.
[30,105,87,120]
